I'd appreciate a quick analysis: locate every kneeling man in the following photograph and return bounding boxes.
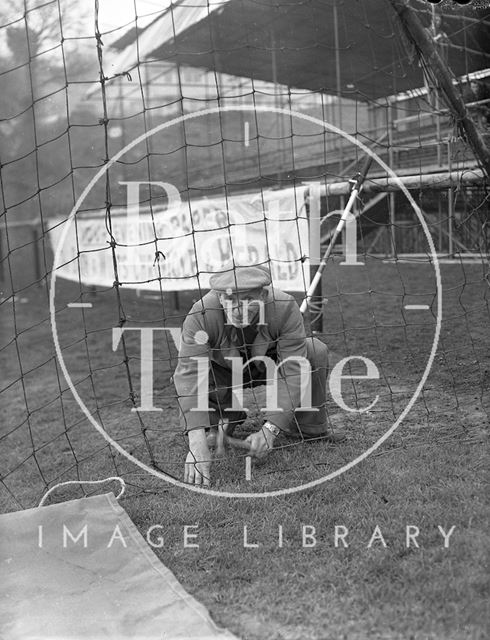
[173,264,343,486]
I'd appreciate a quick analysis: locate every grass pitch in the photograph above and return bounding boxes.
[1,257,489,639]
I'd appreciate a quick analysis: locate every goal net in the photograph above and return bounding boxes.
[1,0,489,504]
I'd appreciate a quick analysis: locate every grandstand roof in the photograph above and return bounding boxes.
[109,0,490,101]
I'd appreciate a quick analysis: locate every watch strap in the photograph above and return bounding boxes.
[262,421,281,437]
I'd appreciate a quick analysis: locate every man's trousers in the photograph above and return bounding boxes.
[204,337,329,437]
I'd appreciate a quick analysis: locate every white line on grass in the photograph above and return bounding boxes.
[245,456,252,481]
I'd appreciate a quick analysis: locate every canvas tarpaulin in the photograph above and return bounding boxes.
[0,492,239,640]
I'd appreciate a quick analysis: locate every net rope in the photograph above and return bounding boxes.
[0,0,489,506]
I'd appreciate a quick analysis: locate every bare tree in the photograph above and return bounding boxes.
[1,0,92,67]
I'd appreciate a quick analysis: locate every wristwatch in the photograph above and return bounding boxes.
[262,421,281,437]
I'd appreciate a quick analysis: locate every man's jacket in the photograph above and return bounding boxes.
[173,287,308,433]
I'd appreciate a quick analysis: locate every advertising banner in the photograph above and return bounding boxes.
[51,186,310,291]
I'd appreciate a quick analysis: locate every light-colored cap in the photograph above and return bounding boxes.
[209,264,271,293]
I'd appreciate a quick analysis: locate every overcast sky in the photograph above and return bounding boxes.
[97,0,172,31]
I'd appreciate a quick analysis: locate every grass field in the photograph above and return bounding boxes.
[1,256,489,639]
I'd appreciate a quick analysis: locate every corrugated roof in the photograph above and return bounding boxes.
[109,0,490,100]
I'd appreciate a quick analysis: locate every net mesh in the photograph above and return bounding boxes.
[1,0,489,506]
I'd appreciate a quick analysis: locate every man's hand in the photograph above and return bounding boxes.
[184,429,212,487]
[245,426,277,459]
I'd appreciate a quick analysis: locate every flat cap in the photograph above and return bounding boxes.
[209,264,272,293]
